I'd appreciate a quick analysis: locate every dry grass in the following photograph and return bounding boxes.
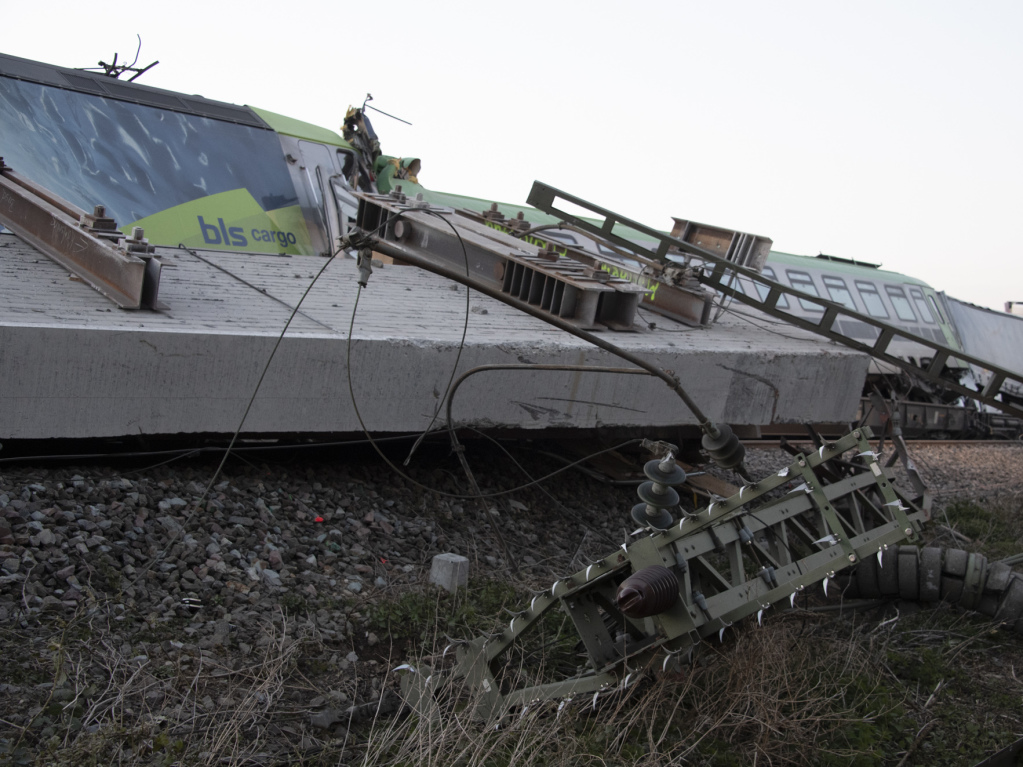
[338,612,936,767]
[1,609,319,766]
[3,548,1023,765]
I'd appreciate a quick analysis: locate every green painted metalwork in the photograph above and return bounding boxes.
[249,106,355,148]
[401,427,928,720]
[526,182,1023,420]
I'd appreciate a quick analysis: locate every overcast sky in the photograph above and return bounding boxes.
[7,0,1022,311]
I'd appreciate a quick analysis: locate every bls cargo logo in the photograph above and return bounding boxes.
[198,216,298,249]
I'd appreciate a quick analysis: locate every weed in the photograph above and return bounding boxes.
[367,577,525,644]
[279,592,308,616]
[942,497,1023,559]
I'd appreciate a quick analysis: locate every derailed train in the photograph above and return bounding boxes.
[731,252,1023,439]
[0,50,1020,438]
[484,224,1023,439]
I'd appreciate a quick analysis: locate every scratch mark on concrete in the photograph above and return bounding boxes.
[538,397,646,414]
[512,401,570,421]
[719,365,780,422]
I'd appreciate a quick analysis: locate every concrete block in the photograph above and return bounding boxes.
[429,553,469,593]
[0,237,870,440]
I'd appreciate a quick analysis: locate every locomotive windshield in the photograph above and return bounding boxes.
[0,75,312,255]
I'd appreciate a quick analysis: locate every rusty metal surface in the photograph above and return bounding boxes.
[356,191,645,331]
[528,181,1023,420]
[669,217,773,272]
[456,206,715,327]
[0,165,152,309]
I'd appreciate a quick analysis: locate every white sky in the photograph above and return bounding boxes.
[7,0,1022,311]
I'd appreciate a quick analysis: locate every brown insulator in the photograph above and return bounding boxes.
[616,565,680,618]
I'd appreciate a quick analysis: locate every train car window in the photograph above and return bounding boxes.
[0,76,307,251]
[885,286,917,321]
[927,294,946,324]
[541,230,578,245]
[786,270,824,312]
[909,288,935,323]
[723,273,744,295]
[855,281,889,318]
[754,268,789,308]
[822,276,857,310]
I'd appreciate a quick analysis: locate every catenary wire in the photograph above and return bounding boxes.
[463,426,624,548]
[340,207,654,501]
[177,245,337,331]
[0,433,446,468]
[393,209,471,466]
[124,245,343,594]
[194,251,340,510]
[344,311,646,499]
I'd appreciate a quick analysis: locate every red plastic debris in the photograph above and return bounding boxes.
[314,516,324,523]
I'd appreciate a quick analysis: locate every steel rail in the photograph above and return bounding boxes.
[0,163,154,308]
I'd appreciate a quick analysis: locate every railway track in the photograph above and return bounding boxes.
[744,438,1022,448]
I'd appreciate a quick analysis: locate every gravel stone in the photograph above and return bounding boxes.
[0,438,1017,749]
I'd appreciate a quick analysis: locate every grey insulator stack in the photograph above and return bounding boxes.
[839,546,1023,633]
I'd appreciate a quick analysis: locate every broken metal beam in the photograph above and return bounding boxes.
[0,162,159,309]
[356,191,646,330]
[528,180,1023,419]
[400,427,927,720]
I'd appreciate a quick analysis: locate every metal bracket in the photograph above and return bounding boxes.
[355,192,646,330]
[0,166,161,309]
[527,181,1023,418]
[400,426,926,721]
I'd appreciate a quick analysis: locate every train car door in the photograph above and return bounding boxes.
[920,286,962,351]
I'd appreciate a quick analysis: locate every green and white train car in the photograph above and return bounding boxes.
[2,51,1017,437]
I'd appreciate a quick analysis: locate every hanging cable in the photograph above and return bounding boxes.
[365,233,750,480]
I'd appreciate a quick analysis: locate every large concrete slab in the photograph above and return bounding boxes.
[0,233,869,440]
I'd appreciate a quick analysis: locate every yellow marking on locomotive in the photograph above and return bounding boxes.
[600,263,659,299]
[483,220,658,299]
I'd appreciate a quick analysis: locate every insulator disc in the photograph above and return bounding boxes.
[631,502,673,530]
[701,423,746,469]
[643,459,686,486]
[636,481,679,509]
[616,565,680,618]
